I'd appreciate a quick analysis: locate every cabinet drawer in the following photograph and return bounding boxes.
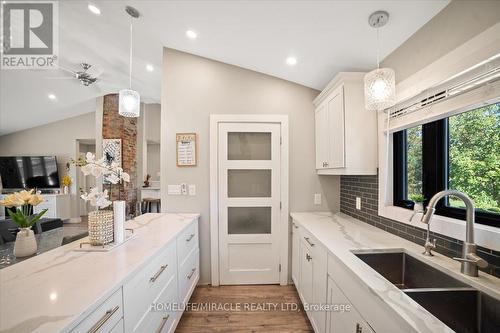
[133,279,178,333]
[177,221,198,267]
[179,248,199,305]
[123,241,177,332]
[71,288,123,333]
[110,318,124,333]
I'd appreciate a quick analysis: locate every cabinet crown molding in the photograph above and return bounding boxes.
[313,72,365,106]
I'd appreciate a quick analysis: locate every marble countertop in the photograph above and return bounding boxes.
[0,213,200,333]
[290,212,500,333]
[0,226,88,269]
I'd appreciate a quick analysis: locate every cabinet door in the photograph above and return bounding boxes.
[299,240,313,304]
[291,221,300,285]
[311,243,328,333]
[315,103,329,169]
[327,277,375,333]
[326,87,345,168]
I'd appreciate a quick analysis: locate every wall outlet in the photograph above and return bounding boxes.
[356,197,362,210]
[188,184,196,196]
[314,193,322,205]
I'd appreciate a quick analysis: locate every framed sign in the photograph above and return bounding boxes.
[102,138,122,183]
[176,133,197,167]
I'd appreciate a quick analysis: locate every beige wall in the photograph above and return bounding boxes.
[145,103,161,143]
[161,48,340,284]
[0,112,96,220]
[382,0,500,83]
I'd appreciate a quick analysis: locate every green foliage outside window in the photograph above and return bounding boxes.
[406,125,423,200]
[448,103,500,213]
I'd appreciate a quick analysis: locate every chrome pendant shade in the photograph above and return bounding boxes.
[119,6,140,118]
[364,11,396,111]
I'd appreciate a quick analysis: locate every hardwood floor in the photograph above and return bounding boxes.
[176,285,313,333]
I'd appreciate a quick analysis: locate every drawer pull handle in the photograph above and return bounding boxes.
[306,253,312,262]
[150,265,168,283]
[156,314,170,333]
[304,237,315,247]
[355,323,362,333]
[87,305,119,333]
[187,268,196,279]
[292,223,299,229]
[186,233,195,242]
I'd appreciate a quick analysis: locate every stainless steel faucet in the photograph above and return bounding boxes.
[420,190,488,277]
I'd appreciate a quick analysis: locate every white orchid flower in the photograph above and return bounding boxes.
[121,172,130,182]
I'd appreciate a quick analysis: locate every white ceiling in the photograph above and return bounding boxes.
[0,0,449,135]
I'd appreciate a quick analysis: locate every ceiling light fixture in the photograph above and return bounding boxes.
[146,64,154,72]
[48,93,56,100]
[286,56,297,66]
[119,6,141,118]
[364,11,396,111]
[88,4,101,15]
[186,30,197,39]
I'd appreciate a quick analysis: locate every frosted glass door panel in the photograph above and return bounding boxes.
[228,132,271,160]
[228,169,271,197]
[228,207,271,234]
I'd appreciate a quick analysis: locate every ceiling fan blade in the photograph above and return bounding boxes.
[45,77,78,80]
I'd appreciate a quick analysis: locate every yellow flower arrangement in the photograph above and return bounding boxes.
[0,190,47,228]
[62,175,72,187]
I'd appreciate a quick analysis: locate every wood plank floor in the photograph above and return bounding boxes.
[176,285,313,333]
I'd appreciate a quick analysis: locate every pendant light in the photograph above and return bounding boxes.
[364,11,396,111]
[119,6,141,117]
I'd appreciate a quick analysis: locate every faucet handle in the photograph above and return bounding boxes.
[453,254,488,269]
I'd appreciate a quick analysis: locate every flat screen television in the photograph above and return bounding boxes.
[0,156,60,189]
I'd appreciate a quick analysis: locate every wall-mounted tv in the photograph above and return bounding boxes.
[0,156,61,189]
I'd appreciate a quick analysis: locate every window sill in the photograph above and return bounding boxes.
[378,205,500,252]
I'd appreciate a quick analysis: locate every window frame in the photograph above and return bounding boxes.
[393,111,499,227]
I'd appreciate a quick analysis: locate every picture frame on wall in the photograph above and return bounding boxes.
[102,138,122,183]
[176,133,197,167]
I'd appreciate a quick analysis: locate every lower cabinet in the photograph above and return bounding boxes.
[70,218,199,333]
[326,277,374,333]
[291,221,300,285]
[296,229,327,333]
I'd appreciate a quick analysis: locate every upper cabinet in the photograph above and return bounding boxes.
[313,73,377,175]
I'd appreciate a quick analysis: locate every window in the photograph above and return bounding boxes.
[393,102,500,227]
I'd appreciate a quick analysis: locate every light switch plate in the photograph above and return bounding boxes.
[356,197,362,210]
[314,193,322,205]
[188,184,196,196]
[167,185,181,195]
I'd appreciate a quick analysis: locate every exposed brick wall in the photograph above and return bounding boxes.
[340,175,500,278]
[102,94,137,214]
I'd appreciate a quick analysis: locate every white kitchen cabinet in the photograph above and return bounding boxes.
[326,277,375,333]
[291,221,300,285]
[297,229,328,333]
[313,72,377,175]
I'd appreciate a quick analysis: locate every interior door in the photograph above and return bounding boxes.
[218,122,281,284]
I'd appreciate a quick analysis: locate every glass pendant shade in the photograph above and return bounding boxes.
[364,67,396,111]
[118,89,140,117]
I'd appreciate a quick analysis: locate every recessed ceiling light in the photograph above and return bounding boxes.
[186,30,197,39]
[286,57,297,66]
[88,4,101,15]
[146,64,154,72]
[48,94,56,100]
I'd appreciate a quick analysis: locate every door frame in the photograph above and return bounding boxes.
[210,114,289,286]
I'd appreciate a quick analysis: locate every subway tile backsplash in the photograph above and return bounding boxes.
[340,175,500,278]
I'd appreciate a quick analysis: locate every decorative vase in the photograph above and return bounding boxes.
[63,186,69,194]
[113,200,126,244]
[414,202,424,212]
[13,228,37,257]
[88,210,114,245]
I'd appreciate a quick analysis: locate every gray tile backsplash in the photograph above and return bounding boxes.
[340,175,500,278]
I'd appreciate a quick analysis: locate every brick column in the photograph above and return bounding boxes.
[102,94,137,214]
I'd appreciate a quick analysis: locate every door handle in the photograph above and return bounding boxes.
[304,237,315,247]
[355,323,363,333]
[87,305,119,333]
[306,253,312,262]
[156,314,170,333]
[150,264,168,283]
[187,268,196,279]
[186,233,195,242]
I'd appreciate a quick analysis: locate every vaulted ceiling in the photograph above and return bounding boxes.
[0,0,449,135]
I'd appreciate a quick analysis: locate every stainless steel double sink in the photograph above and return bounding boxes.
[353,250,500,333]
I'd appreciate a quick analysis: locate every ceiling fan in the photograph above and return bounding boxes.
[47,62,103,87]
